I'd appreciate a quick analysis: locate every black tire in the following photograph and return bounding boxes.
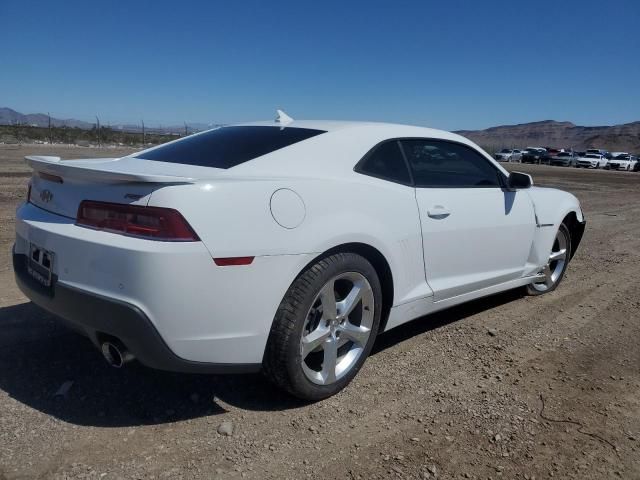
[263,253,382,400]
[526,223,572,296]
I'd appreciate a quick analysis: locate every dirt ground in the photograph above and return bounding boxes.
[0,145,638,480]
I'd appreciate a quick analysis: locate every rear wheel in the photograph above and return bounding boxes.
[263,253,382,400]
[526,223,571,295]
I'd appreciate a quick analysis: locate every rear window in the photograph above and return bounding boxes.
[135,126,326,169]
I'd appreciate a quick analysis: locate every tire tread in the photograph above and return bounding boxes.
[263,253,381,399]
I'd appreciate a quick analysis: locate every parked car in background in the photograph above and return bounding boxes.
[494,149,522,162]
[550,151,578,167]
[577,153,608,169]
[521,147,550,164]
[586,148,611,159]
[634,156,640,172]
[546,148,561,158]
[607,153,638,171]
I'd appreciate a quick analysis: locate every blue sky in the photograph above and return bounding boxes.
[1,0,638,130]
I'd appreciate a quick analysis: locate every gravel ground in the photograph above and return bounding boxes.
[0,146,639,479]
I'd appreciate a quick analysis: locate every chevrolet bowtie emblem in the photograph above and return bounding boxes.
[40,189,53,203]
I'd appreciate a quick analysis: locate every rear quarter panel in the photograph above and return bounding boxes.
[147,175,430,307]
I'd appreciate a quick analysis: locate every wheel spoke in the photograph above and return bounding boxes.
[549,249,567,262]
[543,265,553,287]
[299,272,375,386]
[321,338,338,383]
[301,326,330,358]
[338,321,371,347]
[319,281,337,320]
[337,283,363,317]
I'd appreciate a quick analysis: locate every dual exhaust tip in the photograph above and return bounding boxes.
[101,340,134,368]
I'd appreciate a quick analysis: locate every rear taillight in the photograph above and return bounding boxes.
[76,201,199,241]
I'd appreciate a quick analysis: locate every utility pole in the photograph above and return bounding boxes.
[96,115,101,147]
[141,119,146,146]
[48,112,53,144]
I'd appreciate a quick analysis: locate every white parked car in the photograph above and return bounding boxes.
[576,153,608,169]
[13,114,586,400]
[494,149,522,162]
[606,153,637,171]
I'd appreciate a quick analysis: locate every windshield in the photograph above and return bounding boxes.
[557,153,570,157]
[585,154,600,159]
[500,149,511,153]
[614,154,630,160]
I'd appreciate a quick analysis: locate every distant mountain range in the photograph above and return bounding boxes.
[0,107,94,129]
[2,107,639,152]
[0,107,215,134]
[456,120,640,152]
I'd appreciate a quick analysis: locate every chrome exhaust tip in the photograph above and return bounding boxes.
[101,341,134,368]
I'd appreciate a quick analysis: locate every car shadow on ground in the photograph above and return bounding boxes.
[0,289,524,428]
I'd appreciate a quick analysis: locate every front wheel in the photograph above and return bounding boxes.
[526,223,571,295]
[263,253,382,400]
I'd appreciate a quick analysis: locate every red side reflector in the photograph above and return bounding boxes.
[76,200,199,242]
[214,257,255,266]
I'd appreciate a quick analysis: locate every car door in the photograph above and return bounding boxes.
[400,139,536,301]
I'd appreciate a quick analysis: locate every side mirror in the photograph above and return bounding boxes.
[507,171,533,190]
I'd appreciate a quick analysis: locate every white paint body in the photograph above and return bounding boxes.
[577,154,607,168]
[607,153,637,171]
[15,120,584,366]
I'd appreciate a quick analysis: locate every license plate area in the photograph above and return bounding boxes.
[27,243,54,288]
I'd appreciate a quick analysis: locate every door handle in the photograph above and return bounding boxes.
[427,205,451,218]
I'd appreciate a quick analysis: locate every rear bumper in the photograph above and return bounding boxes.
[13,202,315,368]
[13,250,260,374]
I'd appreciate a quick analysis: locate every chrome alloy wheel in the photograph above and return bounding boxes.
[300,272,375,385]
[531,227,569,292]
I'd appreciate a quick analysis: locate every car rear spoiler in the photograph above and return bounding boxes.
[24,155,196,184]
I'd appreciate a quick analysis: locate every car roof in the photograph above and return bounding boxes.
[232,119,462,138]
[225,120,509,179]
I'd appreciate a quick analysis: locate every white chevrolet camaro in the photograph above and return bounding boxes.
[13,113,585,400]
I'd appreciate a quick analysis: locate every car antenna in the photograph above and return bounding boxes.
[275,109,293,125]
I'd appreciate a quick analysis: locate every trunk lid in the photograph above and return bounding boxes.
[26,155,201,219]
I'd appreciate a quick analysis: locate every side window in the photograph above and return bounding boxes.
[400,139,502,188]
[356,141,412,185]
